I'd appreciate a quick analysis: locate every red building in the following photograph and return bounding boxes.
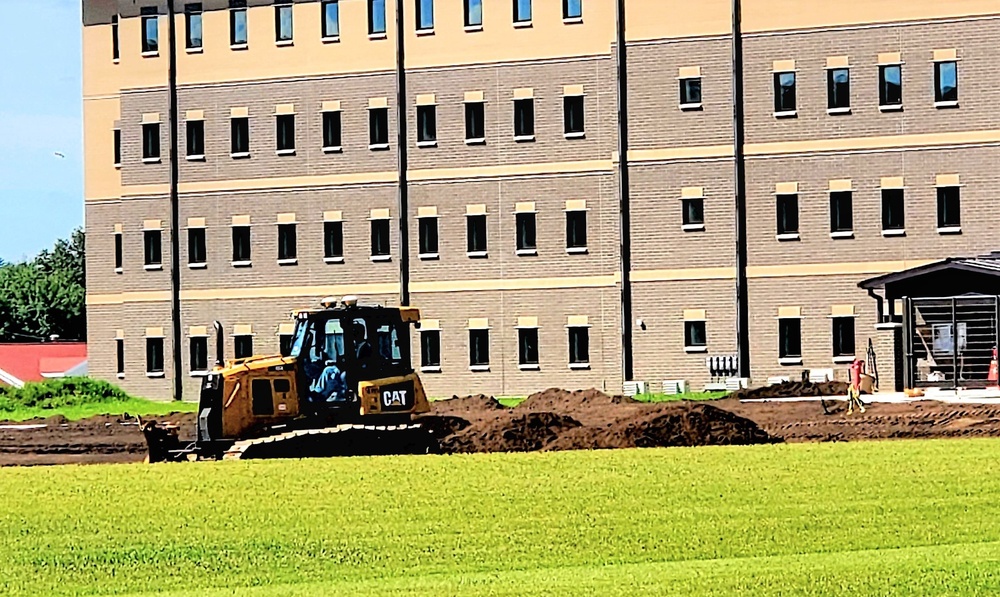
[0,344,88,388]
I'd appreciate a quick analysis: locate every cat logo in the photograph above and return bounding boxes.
[383,390,408,407]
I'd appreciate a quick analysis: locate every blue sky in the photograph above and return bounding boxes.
[0,0,82,262]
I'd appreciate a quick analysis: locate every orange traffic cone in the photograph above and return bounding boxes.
[988,347,999,390]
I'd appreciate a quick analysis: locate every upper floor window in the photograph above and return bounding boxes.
[566,208,587,252]
[322,1,340,39]
[114,230,124,271]
[515,211,537,255]
[230,0,248,46]
[275,1,294,43]
[514,0,532,24]
[827,68,850,112]
[232,224,252,264]
[188,227,207,266]
[231,117,250,156]
[323,110,342,150]
[369,107,389,148]
[937,186,961,231]
[465,0,483,27]
[773,72,796,115]
[465,99,485,143]
[682,195,704,231]
[278,223,297,262]
[418,216,439,258]
[881,188,905,233]
[513,98,534,140]
[369,0,387,35]
[185,3,203,50]
[324,220,344,261]
[141,7,159,54]
[112,14,120,60]
[371,218,391,259]
[467,213,487,255]
[114,129,121,166]
[417,104,437,145]
[144,229,162,268]
[680,77,702,108]
[417,0,434,31]
[186,120,205,158]
[276,114,296,154]
[564,94,585,138]
[563,0,582,20]
[879,65,902,109]
[142,122,161,161]
[829,191,853,236]
[776,193,798,238]
[934,61,958,105]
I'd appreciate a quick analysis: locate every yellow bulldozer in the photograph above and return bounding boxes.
[141,296,436,461]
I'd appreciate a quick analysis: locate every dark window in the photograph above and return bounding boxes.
[685,321,707,348]
[370,107,389,146]
[937,186,961,229]
[568,327,589,365]
[470,329,490,366]
[190,336,208,372]
[276,114,295,152]
[419,217,438,256]
[185,3,203,49]
[322,111,342,149]
[680,78,702,106]
[232,225,251,262]
[417,0,434,30]
[369,0,386,34]
[371,219,391,257]
[465,0,483,26]
[563,0,582,19]
[142,123,160,160]
[114,232,123,270]
[275,1,293,42]
[324,221,344,259]
[235,335,254,359]
[231,117,249,154]
[564,95,584,136]
[467,214,487,254]
[518,327,539,366]
[833,317,855,358]
[279,334,294,357]
[514,99,534,138]
[141,7,159,53]
[776,194,799,235]
[186,120,205,157]
[114,129,121,165]
[774,72,796,113]
[230,0,248,45]
[421,330,441,368]
[322,1,340,38]
[417,105,437,143]
[935,61,958,103]
[566,210,587,250]
[682,198,704,227]
[146,337,164,373]
[514,0,532,23]
[251,379,273,415]
[112,14,120,60]
[144,230,162,266]
[830,191,853,233]
[881,189,905,231]
[827,68,850,110]
[465,102,485,141]
[879,65,902,107]
[516,212,536,252]
[116,339,125,375]
[188,227,206,265]
[278,223,297,261]
[778,318,802,359]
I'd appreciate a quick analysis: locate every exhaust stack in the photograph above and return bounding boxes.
[213,321,224,367]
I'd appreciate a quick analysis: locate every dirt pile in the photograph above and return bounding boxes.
[731,380,850,401]
[443,412,583,453]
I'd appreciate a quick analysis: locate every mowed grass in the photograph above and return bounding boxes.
[2,440,1000,596]
[1,397,199,422]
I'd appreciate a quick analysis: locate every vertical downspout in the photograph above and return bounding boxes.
[732,0,751,379]
[615,0,634,384]
[167,1,183,401]
[395,0,410,306]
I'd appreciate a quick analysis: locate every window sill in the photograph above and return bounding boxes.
[470,365,490,372]
[569,363,591,370]
[144,264,163,271]
[827,107,852,115]
[874,322,903,331]
[467,251,488,259]
[142,157,161,164]
[368,32,387,40]
[513,20,533,28]
[185,46,203,54]
[830,231,854,239]
[231,152,251,159]
[231,260,252,268]
[141,51,159,58]
[773,110,797,119]
[275,39,294,47]
[464,24,483,32]
[416,140,438,148]
[776,233,800,241]
[566,247,588,255]
[937,226,962,235]
[682,223,705,232]
[882,229,906,237]
[419,253,439,261]
[371,255,392,262]
[685,346,709,354]
[515,249,538,256]
[190,371,209,378]
[369,143,390,151]
[186,155,205,162]
[416,28,435,36]
[564,131,586,139]
[563,16,584,24]
[778,357,803,366]
[324,256,345,264]
[277,258,298,266]
[513,135,536,143]
[146,372,166,379]
[323,146,343,154]
[230,43,248,51]
[188,262,207,270]
[934,100,959,109]
[679,103,703,111]
[321,36,340,44]
[420,366,442,373]
[833,356,856,364]
[465,138,486,145]
[115,267,123,275]
[519,364,540,371]
[276,149,296,156]
[879,104,903,112]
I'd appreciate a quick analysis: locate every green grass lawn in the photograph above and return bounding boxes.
[1,397,199,422]
[1,440,998,596]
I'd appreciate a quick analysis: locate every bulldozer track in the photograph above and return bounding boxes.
[223,423,434,460]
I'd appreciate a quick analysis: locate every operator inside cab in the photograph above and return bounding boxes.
[297,317,349,404]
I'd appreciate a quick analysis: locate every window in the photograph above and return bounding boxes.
[231,117,250,155]
[518,327,539,367]
[832,317,855,359]
[417,105,437,145]
[564,95,585,137]
[776,194,799,237]
[778,318,802,361]
[685,321,707,350]
[563,0,582,19]
[680,78,702,107]
[275,1,294,42]
[773,72,796,114]
[188,227,206,266]
[829,191,853,235]
[879,65,902,108]
[232,225,251,263]
[279,334,294,357]
[465,0,483,27]
[418,217,438,257]
[827,68,850,111]
[465,101,485,142]
[186,120,205,158]
[370,107,389,147]
[114,232,123,271]
[141,7,159,54]
[323,111,342,150]
[421,330,441,370]
[467,214,487,255]
[147,338,164,374]
[324,221,344,261]
[416,0,434,31]
[514,0,532,23]
[322,1,340,38]
[881,189,905,232]
[278,223,297,262]
[514,98,534,139]
[190,336,209,373]
[369,0,386,35]
[566,210,587,252]
[234,335,254,359]
[470,329,490,368]
[682,197,704,230]
[112,14,119,60]
[230,0,248,46]
[937,186,961,230]
[276,114,295,153]
[568,327,589,366]
[516,212,536,253]
[144,230,162,267]
[116,339,125,376]
[935,61,958,104]
[371,219,391,258]
[185,3,203,50]
[114,129,121,166]
[142,123,160,161]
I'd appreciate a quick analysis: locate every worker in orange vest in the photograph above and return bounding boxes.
[847,359,867,415]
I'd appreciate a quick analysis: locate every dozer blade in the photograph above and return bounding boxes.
[223,424,439,460]
[138,418,185,463]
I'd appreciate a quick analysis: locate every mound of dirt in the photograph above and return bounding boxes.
[518,388,637,412]
[415,415,472,440]
[731,381,849,401]
[442,412,582,454]
[432,395,508,418]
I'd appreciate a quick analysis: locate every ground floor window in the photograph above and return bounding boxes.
[778,318,802,361]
